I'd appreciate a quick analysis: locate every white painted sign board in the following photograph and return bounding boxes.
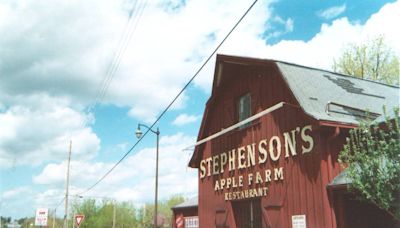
[184,216,199,228]
[35,208,48,226]
[292,215,306,228]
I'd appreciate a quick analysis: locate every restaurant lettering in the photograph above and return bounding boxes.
[199,125,314,201]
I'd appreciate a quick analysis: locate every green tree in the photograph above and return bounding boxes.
[137,195,185,228]
[47,210,63,228]
[69,195,185,228]
[70,198,98,228]
[17,217,35,227]
[137,204,155,228]
[339,108,400,220]
[1,216,11,228]
[159,195,185,226]
[333,35,400,85]
[70,198,139,228]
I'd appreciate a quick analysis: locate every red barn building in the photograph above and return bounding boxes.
[187,54,399,228]
[172,197,199,228]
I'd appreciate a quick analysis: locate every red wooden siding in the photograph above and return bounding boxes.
[172,207,198,228]
[196,60,346,228]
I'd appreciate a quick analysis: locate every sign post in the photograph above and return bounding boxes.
[35,208,48,227]
[75,214,85,228]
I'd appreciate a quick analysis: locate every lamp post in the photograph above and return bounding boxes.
[135,124,160,228]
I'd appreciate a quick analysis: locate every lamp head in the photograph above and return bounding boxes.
[135,125,142,139]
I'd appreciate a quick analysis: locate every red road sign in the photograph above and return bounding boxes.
[75,214,85,227]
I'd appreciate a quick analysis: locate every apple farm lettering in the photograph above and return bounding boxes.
[199,125,315,201]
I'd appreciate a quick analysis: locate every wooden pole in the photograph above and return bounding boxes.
[154,128,159,228]
[63,141,72,228]
[52,209,56,228]
[112,200,116,228]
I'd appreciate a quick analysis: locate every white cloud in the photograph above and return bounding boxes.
[0,0,271,122]
[32,132,197,208]
[263,16,294,40]
[285,18,294,32]
[0,186,38,218]
[33,160,112,185]
[172,113,201,126]
[208,0,400,88]
[0,95,100,169]
[1,186,32,200]
[1,0,398,121]
[317,4,346,20]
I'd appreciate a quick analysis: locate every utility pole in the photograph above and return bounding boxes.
[63,141,72,228]
[112,200,116,228]
[52,208,56,228]
[154,127,159,228]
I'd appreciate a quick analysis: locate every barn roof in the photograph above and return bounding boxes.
[189,54,399,168]
[171,197,198,210]
[276,62,399,125]
[327,168,351,188]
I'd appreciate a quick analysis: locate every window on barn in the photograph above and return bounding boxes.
[238,93,251,128]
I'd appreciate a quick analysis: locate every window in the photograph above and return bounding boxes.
[238,93,251,128]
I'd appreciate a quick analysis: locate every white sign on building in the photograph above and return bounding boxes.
[292,215,307,228]
[184,216,199,228]
[35,208,48,226]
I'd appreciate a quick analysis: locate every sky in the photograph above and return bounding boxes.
[1,0,399,220]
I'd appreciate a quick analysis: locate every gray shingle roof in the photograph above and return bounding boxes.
[277,62,399,124]
[327,168,351,187]
[171,197,198,209]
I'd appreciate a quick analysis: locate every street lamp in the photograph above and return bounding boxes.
[135,123,160,228]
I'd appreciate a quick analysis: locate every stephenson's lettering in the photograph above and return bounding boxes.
[199,125,314,178]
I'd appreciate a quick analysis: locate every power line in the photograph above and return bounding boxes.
[93,0,140,108]
[80,0,147,128]
[51,0,148,212]
[96,0,148,105]
[10,1,147,216]
[78,0,259,196]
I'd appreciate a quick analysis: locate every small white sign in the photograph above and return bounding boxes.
[184,216,199,228]
[35,208,48,226]
[292,214,306,228]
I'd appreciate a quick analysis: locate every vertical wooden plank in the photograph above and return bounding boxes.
[196,59,347,228]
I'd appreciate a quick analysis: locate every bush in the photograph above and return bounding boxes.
[339,108,400,220]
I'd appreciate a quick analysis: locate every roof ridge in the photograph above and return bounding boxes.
[216,54,399,88]
[275,60,399,88]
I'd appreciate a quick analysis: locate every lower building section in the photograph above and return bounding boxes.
[172,197,199,228]
[232,199,262,228]
[192,189,400,228]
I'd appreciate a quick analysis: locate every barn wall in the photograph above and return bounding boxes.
[197,61,346,228]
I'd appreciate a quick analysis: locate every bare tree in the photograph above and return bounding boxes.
[333,35,399,86]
